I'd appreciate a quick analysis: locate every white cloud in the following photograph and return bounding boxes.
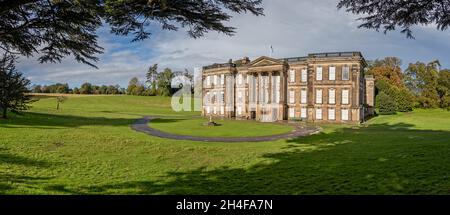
[16,0,450,87]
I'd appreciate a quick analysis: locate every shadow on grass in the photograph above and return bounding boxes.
[0,148,56,194]
[0,112,134,129]
[43,122,450,195]
[0,174,55,194]
[0,148,53,167]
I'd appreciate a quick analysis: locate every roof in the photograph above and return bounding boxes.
[203,52,366,70]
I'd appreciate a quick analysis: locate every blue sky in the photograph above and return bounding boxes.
[17,0,450,88]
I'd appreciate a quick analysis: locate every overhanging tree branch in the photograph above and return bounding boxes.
[338,0,450,38]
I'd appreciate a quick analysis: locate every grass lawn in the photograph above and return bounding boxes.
[0,95,449,194]
[150,118,294,137]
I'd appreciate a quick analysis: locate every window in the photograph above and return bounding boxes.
[329,89,336,104]
[220,74,225,85]
[289,69,295,82]
[289,90,295,104]
[206,76,211,86]
[301,69,307,82]
[289,108,295,118]
[316,108,322,120]
[301,89,307,104]
[221,91,225,104]
[301,107,307,119]
[328,108,335,120]
[316,66,323,81]
[213,75,217,85]
[329,66,336,80]
[205,92,210,105]
[342,109,349,121]
[342,66,350,80]
[220,106,224,115]
[212,92,216,104]
[213,106,217,114]
[316,89,322,104]
[342,89,349,104]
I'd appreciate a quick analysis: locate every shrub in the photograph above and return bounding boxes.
[375,79,414,113]
[376,92,397,115]
[393,88,414,112]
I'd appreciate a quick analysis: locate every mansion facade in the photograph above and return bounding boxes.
[201,52,375,123]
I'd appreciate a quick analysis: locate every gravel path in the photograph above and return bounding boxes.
[131,116,321,143]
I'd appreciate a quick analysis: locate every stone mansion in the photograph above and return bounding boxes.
[201,52,375,123]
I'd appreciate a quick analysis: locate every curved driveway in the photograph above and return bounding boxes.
[131,116,321,143]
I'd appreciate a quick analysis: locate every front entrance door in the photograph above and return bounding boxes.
[250,111,256,120]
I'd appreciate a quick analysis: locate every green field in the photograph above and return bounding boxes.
[1,95,449,194]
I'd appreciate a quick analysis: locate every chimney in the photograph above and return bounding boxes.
[242,56,250,64]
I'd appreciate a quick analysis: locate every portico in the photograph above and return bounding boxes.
[246,56,287,122]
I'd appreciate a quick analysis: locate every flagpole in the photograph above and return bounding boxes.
[270,45,273,57]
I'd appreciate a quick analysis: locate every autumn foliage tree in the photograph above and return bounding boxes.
[368,57,414,113]
[367,57,404,87]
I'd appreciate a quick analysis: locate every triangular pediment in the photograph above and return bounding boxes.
[250,56,284,67]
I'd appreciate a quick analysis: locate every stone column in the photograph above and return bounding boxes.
[256,72,261,120]
[307,64,315,121]
[268,72,272,104]
[352,65,359,108]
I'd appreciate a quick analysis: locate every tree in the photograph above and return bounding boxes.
[146,64,158,91]
[184,68,194,93]
[32,85,42,93]
[41,85,51,93]
[104,0,264,39]
[338,0,450,38]
[375,79,414,113]
[0,54,33,118]
[80,82,93,94]
[133,85,145,96]
[404,60,441,108]
[99,85,108,94]
[437,69,450,109]
[56,96,68,110]
[376,92,397,115]
[55,83,70,94]
[106,85,119,95]
[368,57,402,69]
[127,77,139,95]
[392,87,415,112]
[367,57,404,87]
[1,0,263,67]
[157,68,174,96]
[73,87,80,94]
[0,1,103,67]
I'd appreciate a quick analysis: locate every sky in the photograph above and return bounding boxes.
[17,0,450,88]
